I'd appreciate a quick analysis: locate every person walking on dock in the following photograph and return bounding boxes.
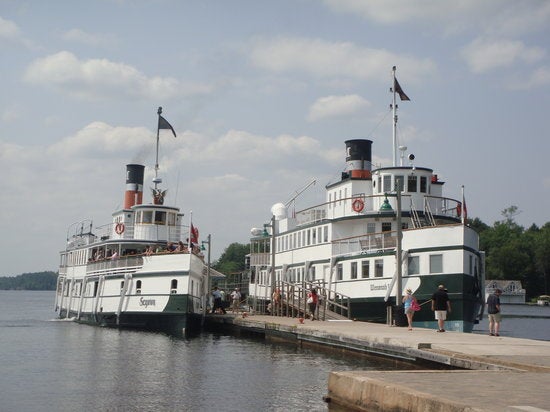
[307,288,318,320]
[402,288,418,331]
[431,285,451,332]
[487,288,502,336]
[212,286,226,314]
[230,288,241,313]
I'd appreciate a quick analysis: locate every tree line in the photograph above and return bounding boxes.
[0,271,57,290]
[2,206,548,299]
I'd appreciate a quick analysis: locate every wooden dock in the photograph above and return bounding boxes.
[206,314,550,411]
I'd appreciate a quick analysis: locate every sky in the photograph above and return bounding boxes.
[1,0,549,276]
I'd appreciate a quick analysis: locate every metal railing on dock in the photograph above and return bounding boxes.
[271,280,351,321]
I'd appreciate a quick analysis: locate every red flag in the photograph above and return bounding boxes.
[191,224,199,244]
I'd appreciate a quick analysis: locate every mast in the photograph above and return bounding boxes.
[392,66,398,167]
[154,107,163,190]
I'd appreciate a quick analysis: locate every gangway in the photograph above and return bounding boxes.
[271,280,351,321]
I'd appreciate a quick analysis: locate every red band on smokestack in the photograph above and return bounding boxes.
[124,164,145,209]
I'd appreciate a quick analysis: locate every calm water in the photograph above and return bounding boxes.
[2,292,549,412]
[0,291,416,412]
[472,303,550,340]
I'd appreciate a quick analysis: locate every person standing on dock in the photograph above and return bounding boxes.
[487,288,502,336]
[307,288,319,321]
[402,288,418,331]
[230,288,241,313]
[212,287,226,314]
[431,285,451,332]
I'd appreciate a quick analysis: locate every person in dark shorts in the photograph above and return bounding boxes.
[487,288,502,336]
[431,284,451,332]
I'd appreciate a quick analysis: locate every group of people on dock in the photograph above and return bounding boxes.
[211,286,243,314]
[402,284,451,332]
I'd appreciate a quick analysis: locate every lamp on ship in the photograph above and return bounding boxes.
[379,195,393,212]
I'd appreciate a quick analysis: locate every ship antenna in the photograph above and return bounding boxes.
[390,66,410,167]
[391,66,398,167]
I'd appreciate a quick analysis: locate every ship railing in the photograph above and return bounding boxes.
[332,232,398,256]
[249,252,270,266]
[293,195,462,227]
[86,255,144,275]
[272,280,351,320]
[92,222,183,243]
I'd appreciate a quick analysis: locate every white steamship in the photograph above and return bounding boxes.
[54,109,218,335]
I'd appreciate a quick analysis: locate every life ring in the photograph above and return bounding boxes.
[352,198,364,213]
[115,223,125,234]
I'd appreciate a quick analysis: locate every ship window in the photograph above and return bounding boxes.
[407,175,417,192]
[93,281,99,297]
[429,254,443,274]
[306,230,311,246]
[375,259,383,277]
[136,280,142,294]
[311,266,316,281]
[142,211,153,223]
[168,213,176,225]
[351,262,357,279]
[395,175,404,191]
[312,229,317,245]
[361,260,370,278]
[377,176,382,193]
[337,263,343,280]
[367,222,376,233]
[155,211,166,224]
[408,256,419,275]
[420,176,427,193]
[383,175,391,192]
[171,279,178,294]
[382,222,392,232]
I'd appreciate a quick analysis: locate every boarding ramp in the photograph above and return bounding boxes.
[271,280,351,321]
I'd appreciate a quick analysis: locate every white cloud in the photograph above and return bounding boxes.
[460,38,546,73]
[510,66,550,90]
[62,28,117,48]
[23,51,214,101]
[248,37,436,83]
[322,0,550,37]
[307,94,370,122]
[0,15,33,47]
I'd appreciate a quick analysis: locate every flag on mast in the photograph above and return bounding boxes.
[158,115,177,137]
[191,224,199,244]
[394,77,410,101]
[461,185,468,224]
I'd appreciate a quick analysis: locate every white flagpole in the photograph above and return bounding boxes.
[392,66,398,167]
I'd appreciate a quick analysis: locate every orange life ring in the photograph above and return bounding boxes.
[115,223,125,234]
[352,198,364,213]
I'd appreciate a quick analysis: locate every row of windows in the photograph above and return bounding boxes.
[374,174,429,194]
[335,254,443,280]
[136,210,178,225]
[61,278,189,298]
[278,225,329,252]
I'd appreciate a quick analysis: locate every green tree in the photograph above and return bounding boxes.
[213,242,249,274]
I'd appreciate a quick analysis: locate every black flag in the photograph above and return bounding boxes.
[158,115,176,137]
[394,78,410,101]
